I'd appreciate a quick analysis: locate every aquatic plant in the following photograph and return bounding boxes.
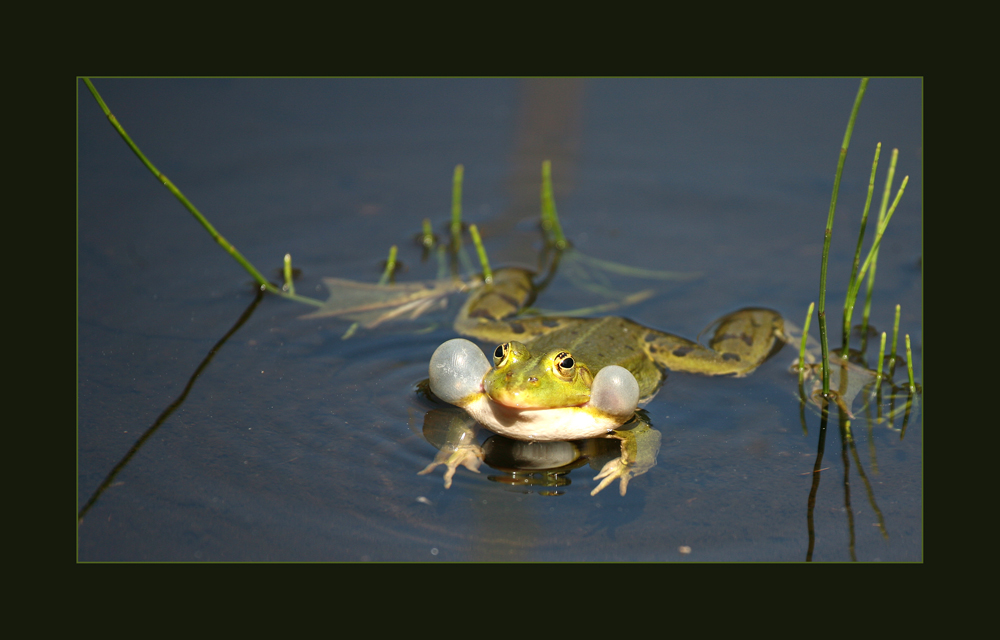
[84,79,326,309]
[812,78,915,403]
[816,78,866,397]
[84,78,498,309]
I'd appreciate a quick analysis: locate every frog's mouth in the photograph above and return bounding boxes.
[485,389,588,411]
[464,393,629,442]
[485,364,639,418]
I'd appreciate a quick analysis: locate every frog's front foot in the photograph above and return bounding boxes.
[590,421,661,496]
[418,444,485,489]
[591,457,637,496]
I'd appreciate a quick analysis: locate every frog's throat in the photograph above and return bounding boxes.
[429,339,492,405]
[461,395,627,442]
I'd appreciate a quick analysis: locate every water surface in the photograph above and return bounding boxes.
[78,78,921,561]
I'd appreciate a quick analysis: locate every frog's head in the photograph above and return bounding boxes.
[483,341,593,409]
[429,339,639,425]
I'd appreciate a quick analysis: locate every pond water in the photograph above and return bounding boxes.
[78,78,922,561]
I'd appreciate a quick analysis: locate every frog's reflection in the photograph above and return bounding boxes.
[418,401,660,496]
[481,436,618,496]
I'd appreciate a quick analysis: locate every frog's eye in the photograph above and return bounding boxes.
[493,343,509,366]
[554,352,575,377]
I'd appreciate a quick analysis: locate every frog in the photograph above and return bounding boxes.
[422,267,786,494]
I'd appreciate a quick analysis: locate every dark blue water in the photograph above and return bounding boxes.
[78,78,921,561]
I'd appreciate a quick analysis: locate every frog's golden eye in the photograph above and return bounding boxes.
[554,351,575,377]
[493,343,509,366]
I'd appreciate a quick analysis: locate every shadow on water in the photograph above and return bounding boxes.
[78,288,265,523]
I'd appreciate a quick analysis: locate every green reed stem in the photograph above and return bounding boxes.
[819,78,868,396]
[861,148,898,339]
[340,324,358,340]
[378,245,398,285]
[468,224,493,284]
[283,253,295,294]
[84,78,323,308]
[344,244,398,340]
[841,143,881,357]
[420,218,435,249]
[875,331,886,382]
[905,334,915,393]
[848,176,908,298]
[890,304,901,376]
[541,160,568,250]
[799,302,815,383]
[86,80,266,288]
[451,164,464,251]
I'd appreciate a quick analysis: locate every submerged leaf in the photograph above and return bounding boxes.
[802,356,875,418]
[564,249,702,282]
[301,277,479,328]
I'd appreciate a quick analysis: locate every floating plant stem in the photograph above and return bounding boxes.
[283,253,295,294]
[905,334,916,393]
[541,160,568,250]
[861,148,899,338]
[468,224,493,285]
[451,164,464,251]
[819,78,868,397]
[84,79,323,308]
[799,302,815,383]
[378,245,398,285]
[841,143,881,357]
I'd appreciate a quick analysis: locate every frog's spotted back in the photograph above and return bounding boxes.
[454,268,786,389]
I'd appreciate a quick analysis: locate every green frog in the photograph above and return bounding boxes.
[423,267,786,494]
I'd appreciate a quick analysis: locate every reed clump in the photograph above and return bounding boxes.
[805,77,918,417]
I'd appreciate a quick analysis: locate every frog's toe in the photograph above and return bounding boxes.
[591,458,631,496]
[589,365,639,422]
[418,445,484,489]
[429,339,491,405]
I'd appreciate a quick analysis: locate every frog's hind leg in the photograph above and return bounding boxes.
[644,308,786,377]
[705,308,787,375]
[453,267,589,343]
